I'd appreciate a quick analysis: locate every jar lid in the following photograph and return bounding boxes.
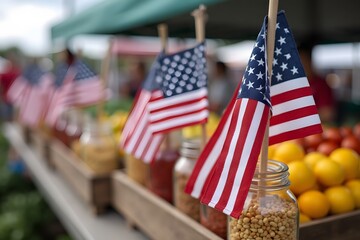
[180,139,201,159]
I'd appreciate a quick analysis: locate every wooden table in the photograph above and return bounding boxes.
[2,123,148,240]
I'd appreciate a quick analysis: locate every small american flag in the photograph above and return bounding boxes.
[7,63,53,127]
[148,42,209,134]
[45,60,105,127]
[120,54,164,163]
[185,11,322,218]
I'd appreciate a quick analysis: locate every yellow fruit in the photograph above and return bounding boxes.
[324,186,355,214]
[303,152,327,170]
[299,212,311,224]
[268,145,277,159]
[329,148,360,181]
[298,190,330,219]
[288,161,316,195]
[314,158,345,187]
[182,125,202,139]
[346,180,360,208]
[273,141,305,164]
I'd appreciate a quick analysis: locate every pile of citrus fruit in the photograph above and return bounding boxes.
[270,140,360,224]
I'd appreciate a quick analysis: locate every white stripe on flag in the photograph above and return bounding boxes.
[191,105,235,198]
[148,88,207,111]
[150,109,209,133]
[208,99,248,208]
[270,114,322,136]
[224,102,265,214]
[149,98,208,122]
[271,77,309,96]
[272,96,316,115]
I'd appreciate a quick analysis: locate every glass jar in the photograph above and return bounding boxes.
[201,204,227,239]
[79,121,118,174]
[52,112,68,144]
[65,108,82,147]
[174,139,201,222]
[228,160,299,240]
[148,143,179,203]
[125,154,149,186]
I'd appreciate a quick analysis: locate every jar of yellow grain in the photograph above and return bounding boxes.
[80,121,118,174]
[228,160,299,240]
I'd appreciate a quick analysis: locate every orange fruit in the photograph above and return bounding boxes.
[299,212,311,224]
[268,144,277,159]
[288,161,316,195]
[324,186,355,214]
[303,152,327,170]
[345,180,360,208]
[298,190,330,219]
[329,148,360,180]
[273,141,305,164]
[314,158,345,187]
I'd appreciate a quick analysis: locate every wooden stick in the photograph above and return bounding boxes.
[260,0,279,175]
[192,5,208,147]
[97,38,113,122]
[157,23,171,150]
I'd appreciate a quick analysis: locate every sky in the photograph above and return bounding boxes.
[0,0,103,56]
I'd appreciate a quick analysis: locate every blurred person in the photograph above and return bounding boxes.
[126,60,146,98]
[208,61,233,115]
[298,43,336,124]
[0,52,21,121]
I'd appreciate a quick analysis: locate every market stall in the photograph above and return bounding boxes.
[5,1,360,240]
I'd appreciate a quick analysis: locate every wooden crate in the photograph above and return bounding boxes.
[30,129,54,169]
[111,171,222,240]
[50,139,111,214]
[299,209,360,240]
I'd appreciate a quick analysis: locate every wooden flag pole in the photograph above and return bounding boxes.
[260,0,279,174]
[157,23,172,149]
[97,39,114,122]
[192,4,208,148]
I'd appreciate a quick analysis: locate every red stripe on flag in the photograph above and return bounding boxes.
[269,124,323,146]
[271,86,313,105]
[270,105,319,125]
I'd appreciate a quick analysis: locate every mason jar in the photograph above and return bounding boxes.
[201,204,227,239]
[228,160,299,240]
[79,121,118,174]
[174,139,201,222]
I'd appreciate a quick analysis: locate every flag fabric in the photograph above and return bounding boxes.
[45,60,105,127]
[7,63,53,127]
[185,11,322,219]
[148,42,209,134]
[120,54,164,163]
[268,12,322,144]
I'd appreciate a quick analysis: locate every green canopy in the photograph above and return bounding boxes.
[52,0,223,40]
[52,0,360,42]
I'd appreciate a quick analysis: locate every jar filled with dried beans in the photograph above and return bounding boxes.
[174,139,201,222]
[228,160,299,240]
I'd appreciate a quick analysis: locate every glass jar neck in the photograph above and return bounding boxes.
[180,139,201,160]
[250,160,290,192]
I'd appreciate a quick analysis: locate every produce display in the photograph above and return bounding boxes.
[270,123,360,223]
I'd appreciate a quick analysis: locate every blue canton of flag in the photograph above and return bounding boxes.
[23,63,46,85]
[239,23,271,107]
[148,42,209,134]
[159,42,207,97]
[73,61,97,82]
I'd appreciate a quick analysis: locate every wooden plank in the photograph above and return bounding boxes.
[2,122,148,240]
[111,171,222,240]
[50,139,111,214]
[299,209,360,240]
[30,129,54,169]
